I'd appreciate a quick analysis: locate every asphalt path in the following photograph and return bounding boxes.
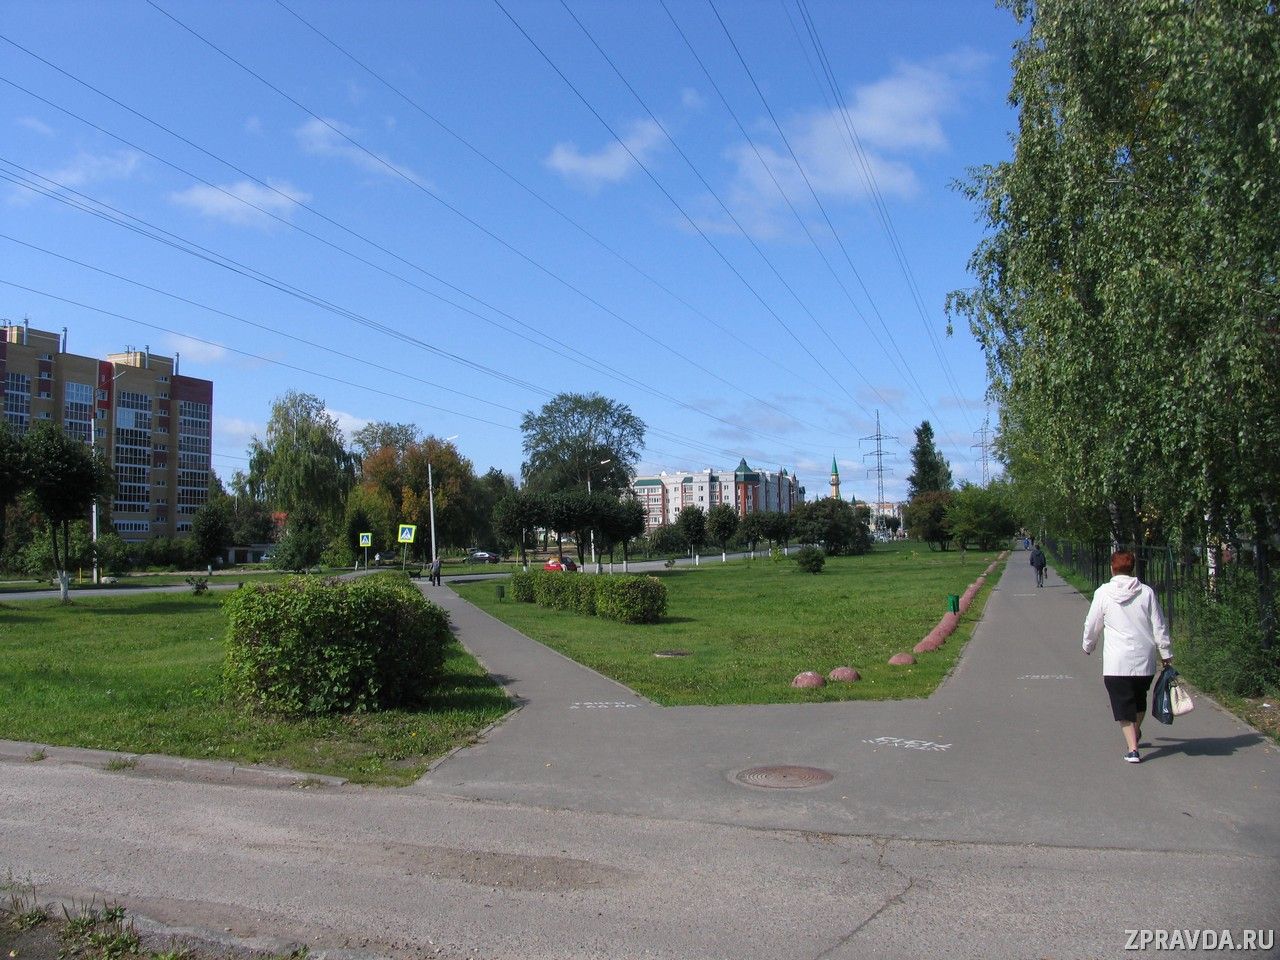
[2,553,1277,959]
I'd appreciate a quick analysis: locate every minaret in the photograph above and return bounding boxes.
[829,455,841,500]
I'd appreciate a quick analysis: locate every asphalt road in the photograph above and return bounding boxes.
[2,554,1276,959]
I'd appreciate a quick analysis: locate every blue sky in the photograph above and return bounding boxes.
[1,1,1021,503]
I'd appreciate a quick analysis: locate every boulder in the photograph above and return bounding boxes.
[913,636,944,654]
[828,666,861,683]
[791,671,826,689]
[888,652,916,666]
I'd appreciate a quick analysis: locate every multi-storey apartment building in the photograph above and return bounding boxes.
[1,321,213,541]
[630,459,805,532]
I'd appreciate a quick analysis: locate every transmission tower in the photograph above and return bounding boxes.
[861,411,895,529]
[972,415,995,486]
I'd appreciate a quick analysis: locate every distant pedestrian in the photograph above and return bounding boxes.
[374,552,381,565]
[1029,543,1047,587]
[1082,550,1173,764]
[430,556,442,586]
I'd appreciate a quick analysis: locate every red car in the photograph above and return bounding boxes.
[544,557,578,572]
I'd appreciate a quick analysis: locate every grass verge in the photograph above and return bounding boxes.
[1,880,307,960]
[0,592,510,786]
[454,542,1005,705]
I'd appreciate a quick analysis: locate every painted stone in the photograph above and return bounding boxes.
[913,637,943,654]
[888,653,916,666]
[828,666,861,683]
[791,671,826,689]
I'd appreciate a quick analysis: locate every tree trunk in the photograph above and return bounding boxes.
[52,519,70,603]
[1254,506,1275,650]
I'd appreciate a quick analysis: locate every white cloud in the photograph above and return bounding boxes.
[214,416,260,450]
[170,179,311,226]
[8,149,143,206]
[43,150,143,189]
[328,408,370,442]
[681,88,705,110]
[714,53,983,237]
[544,118,665,190]
[294,116,424,185]
[17,116,54,136]
[163,334,228,365]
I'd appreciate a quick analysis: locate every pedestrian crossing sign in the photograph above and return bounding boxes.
[397,524,417,544]
[359,532,372,547]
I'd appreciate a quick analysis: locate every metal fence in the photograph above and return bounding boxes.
[1043,538,1208,632]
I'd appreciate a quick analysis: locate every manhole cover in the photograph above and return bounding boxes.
[733,765,834,789]
[653,650,690,658]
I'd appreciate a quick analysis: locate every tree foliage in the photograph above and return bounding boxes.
[191,497,234,564]
[675,505,707,554]
[706,504,739,559]
[907,421,952,499]
[791,499,872,556]
[24,424,113,600]
[948,0,1280,642]
[0,422,28,558]
[247,392,357,521]
[905,490,955,552]
[520,392,645,494]
[946,482,1018,550]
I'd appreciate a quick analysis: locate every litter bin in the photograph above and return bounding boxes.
[495,584,506,601]
[946,594,960,614]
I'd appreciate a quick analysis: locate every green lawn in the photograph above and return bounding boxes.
[0,592,511,785]
[453,542,1006,705]
[0,570,307,594]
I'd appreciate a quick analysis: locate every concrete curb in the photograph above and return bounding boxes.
[0,739,345,789]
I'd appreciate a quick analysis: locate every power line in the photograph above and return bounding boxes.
[790,0,980,441]
[1,165,815,458]
[128,5,846,437]
[861,410,896,522]
[0,279,522,432]
[701,0,941,423]
[0,60,833,443]
[269,0,826,420]
[492,0,877,422]
[559,0,894,423]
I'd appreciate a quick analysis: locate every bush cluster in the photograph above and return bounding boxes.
[794,545,826,574]
[223,573,450,716]
[1180,568,1280,698]
[514,571,667,624]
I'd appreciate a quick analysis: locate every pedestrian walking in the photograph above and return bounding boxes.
[430,556,442,586]
[1029,542,1047,587]
[1082,550,1173,764]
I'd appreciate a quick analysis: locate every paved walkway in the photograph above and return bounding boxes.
[416,557,1280,856]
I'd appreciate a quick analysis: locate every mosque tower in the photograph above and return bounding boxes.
[829,455,841,500]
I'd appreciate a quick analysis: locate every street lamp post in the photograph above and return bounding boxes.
[91,368,127,584]
[428,434,459,571]
[587,458,612,574]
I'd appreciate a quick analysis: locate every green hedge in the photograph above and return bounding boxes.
[223,574,450,716]
[594,575,668,624]
[516,571,666,624]
[510,571,536,603]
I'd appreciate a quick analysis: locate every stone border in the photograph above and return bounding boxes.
[0,739,345,789]
[910,551,1008,657]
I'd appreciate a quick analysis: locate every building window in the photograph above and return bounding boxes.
[63,381,93,445]
[4,372,31,433]
[113,520,151,534]
[113,391,153,514]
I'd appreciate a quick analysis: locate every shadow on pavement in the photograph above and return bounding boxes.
[1142,732,1264,760]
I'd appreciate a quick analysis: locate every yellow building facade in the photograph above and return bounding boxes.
[1,322,213,541]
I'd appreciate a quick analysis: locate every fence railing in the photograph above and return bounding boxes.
[1043,539,1208,632]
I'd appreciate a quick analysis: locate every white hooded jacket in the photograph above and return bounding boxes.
[1082,575,1173,676]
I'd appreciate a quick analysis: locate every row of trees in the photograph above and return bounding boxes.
[948,0,1279,645]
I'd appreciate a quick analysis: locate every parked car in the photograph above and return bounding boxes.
[467,550,502,565]
[544,556,578,572]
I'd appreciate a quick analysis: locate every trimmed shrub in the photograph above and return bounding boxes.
[223,573,449,716]
[595,575,667,624]
[794,545,826,574]
[511,571,536,603]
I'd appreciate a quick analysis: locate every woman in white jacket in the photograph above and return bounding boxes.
[1082,550,1173,764]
